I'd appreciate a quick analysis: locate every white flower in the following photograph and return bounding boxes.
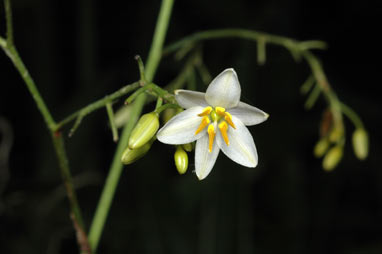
[157,68,269,180]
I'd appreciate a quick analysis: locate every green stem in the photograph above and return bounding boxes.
[163,29,327,56]
[1,2,90,252]
[0,36,6,48]
[145,0,174,81]
[1,45,56,130]
[88,94,146,251]
[106,103,119,142]
[340,102,364,129]
[88,0,174,251]
[55,82,140,131]
[52,132,91,253]
[4,0,13,44]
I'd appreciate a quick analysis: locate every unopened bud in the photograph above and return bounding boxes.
[322,145,343,171]
[352,128,369,160]
[174,146,188,174]
[329,124,344,143]
[161,108,183,124]
[128,112,159,149]
[162,108,177,124]
[314,138,330,158]
[182,143,193,152]
[121,142,151,165]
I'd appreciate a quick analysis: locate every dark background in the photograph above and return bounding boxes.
[1,0,381,253]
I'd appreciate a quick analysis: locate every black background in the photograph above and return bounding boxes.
[1,0,381,253]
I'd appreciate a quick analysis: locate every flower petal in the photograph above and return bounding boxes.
[228,102,269,126]
[175,90,209,109]
[216,116,258,167]
[195,134,220,180]
[157,106,206,144]
[205,68,241,108]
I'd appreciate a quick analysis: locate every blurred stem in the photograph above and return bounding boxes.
[340,102,364,129]
[88,0,174,251]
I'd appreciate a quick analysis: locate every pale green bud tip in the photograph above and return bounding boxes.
[352,128,369,160]
[121,143,151,165]
[322,145,343,171]
[128,112,159,149]
[314,138,330,158]
[174,146,188,174]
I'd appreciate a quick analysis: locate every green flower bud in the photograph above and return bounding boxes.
[162,108,177,124]
[128,112,159,149]
[121,142,151,165]
[314,138,330,158]
[322,145,343,171]
[329,124,344,143]
[352,128,369,160]
[182,143,194,152]
[174,146,188,174]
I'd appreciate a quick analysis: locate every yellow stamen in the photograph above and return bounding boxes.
[218,121,230,145]
[207,124,216,152]
[197,106,212,117]
[215,107,226,116]
[224,112,236,129]
[195,116,210,135]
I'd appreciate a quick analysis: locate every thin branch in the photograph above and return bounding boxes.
[163,29,327,56]
[4,0,14,44]
[106,103,119,142]
[55,82,140,131]
[52,132,91,254]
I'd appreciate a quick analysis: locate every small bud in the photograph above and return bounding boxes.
[174,146,188,174]
[182,143,194,152]
[162,108,177,124]
[128,112,159,149]
[161,108,183,124]
[322,145,343,171]
[352,128,369,160]
[329,124,344,143]
[121,142,151,165]
[314,138,330,158]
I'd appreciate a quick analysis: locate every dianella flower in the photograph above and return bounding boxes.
[157,68,269,180]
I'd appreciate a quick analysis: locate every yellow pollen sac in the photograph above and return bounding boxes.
[195,116,210,135]
[224,112,236,129]
[197,106,212,117]
[215,107,226,116]
[207,124,216,152]
[218,121,230,145]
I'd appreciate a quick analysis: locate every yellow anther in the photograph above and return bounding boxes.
[198,106,212,117]
[195,116,210,135]
[207,124,216,152]
[215,107,226,116]
[224,112,236,129]
[218,121,230,145]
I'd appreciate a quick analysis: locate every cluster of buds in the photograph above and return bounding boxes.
[121,109,191,175]
[314,109,368,171]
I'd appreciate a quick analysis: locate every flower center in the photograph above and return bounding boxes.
[195,106,236,152]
